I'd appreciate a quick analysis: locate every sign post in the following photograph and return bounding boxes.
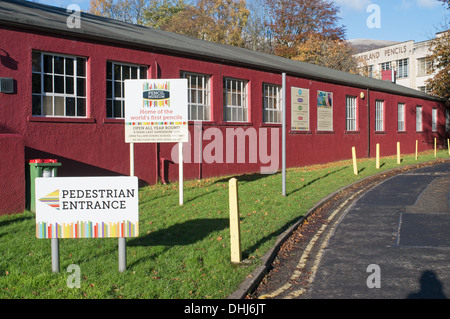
[124,79,188,205]
[282,73,286,197]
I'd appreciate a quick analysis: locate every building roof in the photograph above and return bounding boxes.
[348,39,402,54]
[0,0,443,102]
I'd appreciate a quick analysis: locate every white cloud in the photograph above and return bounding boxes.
[334,0,373,12]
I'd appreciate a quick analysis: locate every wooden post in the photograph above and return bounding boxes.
[434,138,437,157]
[397,142,401,165]
[229,178,241,263]
[352,147,358,176]
[376,143,380,169]
[415,140,418,160]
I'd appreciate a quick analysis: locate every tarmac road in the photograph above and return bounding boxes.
[254,161,450,299]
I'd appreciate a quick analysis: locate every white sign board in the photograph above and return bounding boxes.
[124,79,188,143]
[35,177,139,239]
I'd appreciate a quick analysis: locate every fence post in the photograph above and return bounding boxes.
[352,147,358,176]
[397,142,401,165]
[229,178,242,263]
[376,143,380,169]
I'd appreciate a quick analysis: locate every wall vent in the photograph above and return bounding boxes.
[0,78,14,94]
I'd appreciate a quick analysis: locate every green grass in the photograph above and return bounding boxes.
[0,150,448,299]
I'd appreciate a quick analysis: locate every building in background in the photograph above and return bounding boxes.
[353,31,447,93]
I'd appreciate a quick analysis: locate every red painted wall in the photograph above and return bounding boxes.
[0,134,25,215]
[0,26,447,215]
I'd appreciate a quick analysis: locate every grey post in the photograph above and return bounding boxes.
[43,167,59,273]
[282,73,286,196]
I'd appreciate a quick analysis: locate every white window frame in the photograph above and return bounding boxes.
[380,61,392,71]
[263,83,282,124]
[417,57,433,77]
[397,58,409,79]
[432,108,438,132]
[106,61,147,119]
[416,106,423,132]
[375,100,384,132]
[398,103,405,132]
[32,51,87,117]
[223,77,248,122]
[346,96,357,131]
[181,71,211,121]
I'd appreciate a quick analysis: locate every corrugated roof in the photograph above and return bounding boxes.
[0,0,443,102]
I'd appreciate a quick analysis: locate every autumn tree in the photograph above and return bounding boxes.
[425,0,449,103]
[88,0,148,25]
[292,33,358,73]
[265,0,346,59]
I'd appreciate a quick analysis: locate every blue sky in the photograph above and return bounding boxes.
[33,0,448,42]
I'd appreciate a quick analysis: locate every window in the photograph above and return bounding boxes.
[263,84,282,124]
[345,96,357,131]
[223,78,248,122]
[432,108,437,132]
[398,103,405,131]
[380,62,392,71]
[397,58,409,78]
[416,106,423,132]
[181,71,211,121]
[375,100,384,131]
[32,51,87,117]
[417,57,433,76]
[106,61,147,118]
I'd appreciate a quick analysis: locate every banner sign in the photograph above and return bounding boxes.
[291,87,310,131]
[35,177,139,239]
[317,91,333,131]
[124,79,188,143]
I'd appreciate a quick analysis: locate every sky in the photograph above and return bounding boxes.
[33,0,449,42]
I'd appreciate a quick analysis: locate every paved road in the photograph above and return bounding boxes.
[257,162,450,299]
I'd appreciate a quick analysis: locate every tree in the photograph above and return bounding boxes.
[88,0,148,25]
[425,0,449,104]
[265,0,346,59]
[292,33,358,73]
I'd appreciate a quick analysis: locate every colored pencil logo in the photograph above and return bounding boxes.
[39,190,60,210]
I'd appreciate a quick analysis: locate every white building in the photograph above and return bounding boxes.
[353,31,447,93]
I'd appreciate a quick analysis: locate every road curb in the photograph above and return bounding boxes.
[227,158,450,299]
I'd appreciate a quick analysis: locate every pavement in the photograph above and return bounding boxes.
[246,161,450,299]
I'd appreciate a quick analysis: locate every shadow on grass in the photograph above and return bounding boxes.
[214,172,281,185]
[287,166,349,197]
[128,218,229,247]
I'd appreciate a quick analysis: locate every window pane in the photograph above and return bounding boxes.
[114,64,121,80]
[131,66,138,79]
[54,96,64,116]
[66,58,74,76]
[140,66,147,79]
[54,75,64,94]
[43,96,53,116]
[66,97,76,116]
[123,66,130,80]
[77,78,86,97]
[54,56,64,75]
[77,98,86,117]
[43,55,52,73]
[32,73,41,94]
[106,62,113,79]
[32,52,41,73]
[77,58,86,77]
[106,81,112,99]
[44,74,53,93]
[114,100,122,118]
[114,81,121,98]
[106,100,113,118]
[66,76,74,94]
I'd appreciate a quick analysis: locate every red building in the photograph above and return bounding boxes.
[0,0,447,215]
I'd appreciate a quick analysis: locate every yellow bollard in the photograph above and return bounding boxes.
[376,143,380,169]
[397,142,401,164]
[434,138,437,157]
[229,178,242,263]
[415,140,418,160]
[352,147,358,175]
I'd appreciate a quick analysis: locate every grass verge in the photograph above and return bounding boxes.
[0,150,448,299]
